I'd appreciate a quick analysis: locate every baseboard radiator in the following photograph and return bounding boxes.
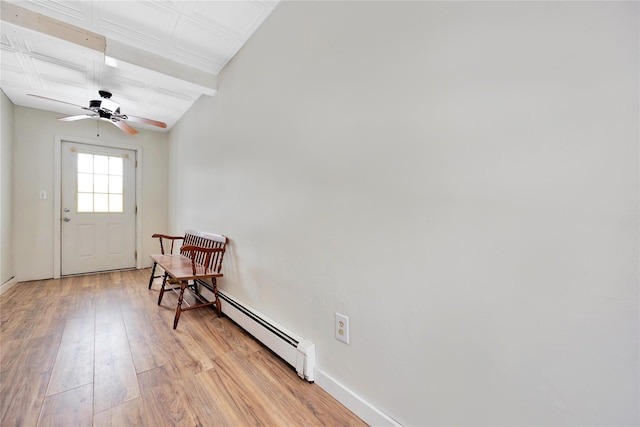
[215,287,316,382]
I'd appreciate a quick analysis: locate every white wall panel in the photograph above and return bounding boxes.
[169,2,639,425]
[1,90,15,287]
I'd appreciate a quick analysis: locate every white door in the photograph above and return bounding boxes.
[61,141,136,275]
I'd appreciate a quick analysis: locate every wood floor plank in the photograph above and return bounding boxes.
[138,363,198,427]
[183,311,263,360]
[38,383,93,427]
[126,300,218,378]
[137,358,184,389]
[94,320,140,413]
[145,315,218,378]
[0,308,39,341]
[141,386,197,427]
[180,367,244,427]
[121,310,171,374]
[0,335,60,426]
[95,292,124,325]
[1,280,47,307]
[248,349,368,426]
[93,397,148,427]
[27,299,67,339]
[171,326,218,371]
[191,353,284,426]
[53,292,97,320]
[218,349,319,426]
[46,316,95,396]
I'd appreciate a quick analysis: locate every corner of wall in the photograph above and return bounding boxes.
[0,89,15,285]
[0,277,17,295]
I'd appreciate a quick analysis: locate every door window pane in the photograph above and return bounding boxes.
[109,194,123,212]
[77,153,93,173]
[94,194,109,212]
[77,153,126,213]
[77,173,93,192]
[94,155,109,174]
[109,157,123,175]
[94,174,109,193]
[109,175,123,194]
[78,193,93,212]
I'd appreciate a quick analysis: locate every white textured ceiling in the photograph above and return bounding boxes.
[0,0,278,132]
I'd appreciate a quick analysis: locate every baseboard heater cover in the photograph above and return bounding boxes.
[216,288,316,382]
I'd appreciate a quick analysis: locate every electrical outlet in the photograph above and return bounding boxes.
[335,312,350,344]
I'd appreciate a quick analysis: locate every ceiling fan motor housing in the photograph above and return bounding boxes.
[90,97,119,114]
[103,99,119,114]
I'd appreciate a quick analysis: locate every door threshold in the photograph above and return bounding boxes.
[61,267,138,277]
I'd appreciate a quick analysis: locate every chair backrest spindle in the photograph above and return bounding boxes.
[179,230,227,273]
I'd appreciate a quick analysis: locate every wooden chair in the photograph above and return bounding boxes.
[148,230,227,329]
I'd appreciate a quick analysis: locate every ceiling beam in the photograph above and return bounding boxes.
[1,1,105,52]
[1,0,217,96]
[106,40,217,96]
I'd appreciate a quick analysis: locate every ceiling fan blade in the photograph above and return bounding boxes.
[27,94,86,109]
[125,115,167,128]
[58,114,97,122]
[109,118,139,135]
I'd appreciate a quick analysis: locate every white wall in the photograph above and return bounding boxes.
[13,106,169,281]
[168,2,639,425]
[1,90,15,288]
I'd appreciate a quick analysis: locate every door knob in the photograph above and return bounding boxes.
[63,217,71,222]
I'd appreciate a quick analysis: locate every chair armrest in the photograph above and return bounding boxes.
[151,233,184,255]
[180,245,225,276]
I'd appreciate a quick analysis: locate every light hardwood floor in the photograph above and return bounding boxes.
[0,269,367,426]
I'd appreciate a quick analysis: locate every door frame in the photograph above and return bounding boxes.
[53,135,143,278]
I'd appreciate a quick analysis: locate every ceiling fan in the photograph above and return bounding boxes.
[28,90,167,135]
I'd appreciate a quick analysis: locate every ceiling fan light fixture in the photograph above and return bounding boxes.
[104,55,118,68]
[100,98,119,114]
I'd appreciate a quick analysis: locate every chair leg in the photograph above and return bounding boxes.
[157,272,169,305]
[158,278,165,305]
[173,281,188,329]
[215,298,222,318]
[212,278,222,317]
[161,271,168,290]
[191,280,200,296]
[148,262,157,289]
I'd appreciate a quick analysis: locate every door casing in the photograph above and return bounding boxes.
[53,135,143,278]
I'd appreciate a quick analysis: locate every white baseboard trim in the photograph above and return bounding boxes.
[0,277,17,295]
[315,369,402,427]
